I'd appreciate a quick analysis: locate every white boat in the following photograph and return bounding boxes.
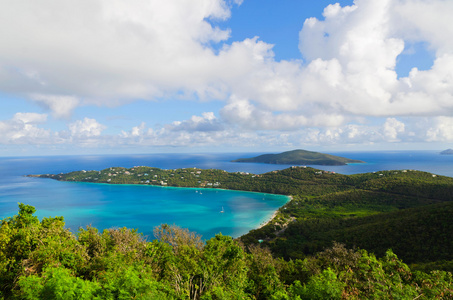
[220,206,224,213]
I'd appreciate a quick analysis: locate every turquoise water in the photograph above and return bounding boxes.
[0,155,290,239]
[1,150,453,239]
[41,181,288,239]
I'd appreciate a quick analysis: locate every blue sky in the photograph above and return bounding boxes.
[0,0,452,156]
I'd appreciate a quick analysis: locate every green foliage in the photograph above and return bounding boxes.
[96,265,172,300]
[289,268,344,300]
[246,245,286,299]
[0,203,69,298]
[17,267,101,300]
[238,169,453,268]
[413,270,453,299]
[1,204,453,299]
[17,164,453,298]
[263,201,453,264]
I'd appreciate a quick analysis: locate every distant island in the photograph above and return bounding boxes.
[441,149,453,155]
[232,149,365,166]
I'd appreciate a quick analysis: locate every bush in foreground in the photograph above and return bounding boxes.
[1,204,452,299]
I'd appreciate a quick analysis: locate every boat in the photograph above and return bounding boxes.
[220,206,224,213]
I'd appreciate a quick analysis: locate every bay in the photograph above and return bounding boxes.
[0,153,290,239]
[1,150,452,239]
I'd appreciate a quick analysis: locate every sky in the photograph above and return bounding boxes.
[0,0,452,156]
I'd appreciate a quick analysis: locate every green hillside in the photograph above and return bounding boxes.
[232,149,365,165]
[240,169,453,270]
[30,165,453,273]
[11,166,453,298]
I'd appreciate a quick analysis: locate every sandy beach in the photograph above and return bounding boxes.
[257,195,292,229]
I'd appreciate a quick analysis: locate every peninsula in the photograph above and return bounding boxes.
[232,149,364,165]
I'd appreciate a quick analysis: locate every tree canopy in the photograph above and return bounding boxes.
[1,204,452,299]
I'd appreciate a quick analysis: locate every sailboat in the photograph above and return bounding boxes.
[220,206,224,213]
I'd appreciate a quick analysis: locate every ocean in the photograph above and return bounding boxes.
[1,150,452,239]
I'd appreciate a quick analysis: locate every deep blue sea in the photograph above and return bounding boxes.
[1,150,452,239]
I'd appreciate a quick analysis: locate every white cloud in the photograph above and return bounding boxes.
[168,112,224,132]
[297,0,401,116]
[0,111,449,153]
[426,117,453,142]
[68,118,106,138]
[213,0,451,132]
[220,96,347,130]
[120,122,149,138]
[0,0,238,116]
[130,123,147,137]
[383,118,405,141]
[2,0,452,122]
[110,115,423,150]
[0,0,452,151]
[30,94,80,119]
[393,0,453,56]
[13,112,48,124]
[0,113,51,144]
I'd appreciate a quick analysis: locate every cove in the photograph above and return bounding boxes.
[13,178,290,240]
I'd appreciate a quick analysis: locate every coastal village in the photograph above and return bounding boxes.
[38,166,265,189]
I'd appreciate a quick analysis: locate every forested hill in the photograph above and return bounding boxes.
[10,167,453,298]
[232,149,365,165]
[30,165,453,272]
[240,168,453,271]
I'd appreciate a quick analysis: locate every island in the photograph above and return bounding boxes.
[232,149,364,165]
[441,148,453,155]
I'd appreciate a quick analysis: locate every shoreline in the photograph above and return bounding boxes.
[256,195,292,230]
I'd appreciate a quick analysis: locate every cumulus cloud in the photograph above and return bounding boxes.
[383,118,405,141]
[0,113,51,144]
[202,0,452,135]
[108,115,430,150]
[1,112,451,153]
[168,112,224,132]
[0,0,238,116]
[218,0,453,133]
[68,118,106,138]
[393,0,453,56]
[1,0,452,151]
[426,117,453,142]
[2,0,452,120]
[296,0,453,119]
